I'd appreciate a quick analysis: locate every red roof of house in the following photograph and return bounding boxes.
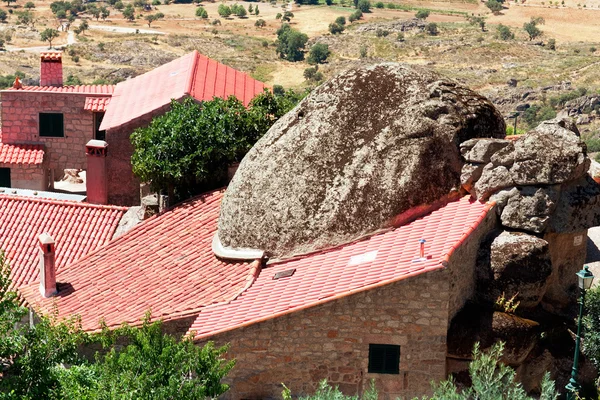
[5,85,115,94]
[0,142,44,165]
[0,196,127,290]
[99,51,267,131]
[84,96,111,112]
[188,197,494,340]
[20,190,257,332]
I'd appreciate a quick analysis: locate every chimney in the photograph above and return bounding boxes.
[86,140,108,205]
[40,52,63,87]
[38,233,57,298]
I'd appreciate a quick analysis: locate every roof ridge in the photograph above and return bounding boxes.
[0,194,128,211]
[184,50,199,96]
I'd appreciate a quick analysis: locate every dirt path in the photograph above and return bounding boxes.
[89,25,166,35]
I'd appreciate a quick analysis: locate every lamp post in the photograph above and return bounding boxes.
[565,265,595,400]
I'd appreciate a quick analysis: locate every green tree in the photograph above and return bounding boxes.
[356,0,370,12]
[254,5,259,15]
[468,15,486,31]
[3,0,15,7]
[523,17,543,40]
[122,4,134,20]
[248,3,252,13]
[87,3,100,19]
[100,5,110,20]
[496,24,514,40]
[114,1,124,9]
[24,1,34,9]
[307,43,330,64]
[144,11,164,26]
[329,22,344,34]
[195,5,208,18]
[0,9,7,21]
[131,92,302,201]
[75,18,89,34]
[217,3,231,17]
[486,0,503,13]
[40,28,59,47]
[425,22,438,35]
[282,10,293,22]
[547,38,556,50]
[234,4,246,17]
[415,9,429,19]
[16,11,35,27]
[348,9,362,21]
[255,18,265,27]
[335,15,346,25]
[276,23,308,62]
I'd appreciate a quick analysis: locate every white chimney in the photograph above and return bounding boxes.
[38,233,57,298]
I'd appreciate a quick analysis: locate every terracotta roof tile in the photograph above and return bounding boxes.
[0,196,127,290]
[0,142,44,165]
[40,52,62,61]
[20,190,256,332]
[84,96,111,112]
[100,51,267,131]
[5,85,115,94]
[188,197,494,339]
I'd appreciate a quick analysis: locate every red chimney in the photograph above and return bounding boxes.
[40,52,63,87]
[86,140,108,205]
[38,233,57,298]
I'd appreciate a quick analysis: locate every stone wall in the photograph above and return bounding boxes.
[0,91,108,176]
[0,163,46,190]
[105,105,170,206]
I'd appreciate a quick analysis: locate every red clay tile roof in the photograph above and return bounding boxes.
[40,52,62,61]
[5,85,115,94]
[20,190,257,332]
[0,142,44,165]
[100,51,267,131]
[0,196,127,290]
[188,197,494,340]
[84,96,111,112]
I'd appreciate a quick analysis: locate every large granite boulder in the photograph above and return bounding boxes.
[500,186,560,234]
[478,231,552,308]
[218,63,505,258]
[548,175,600,233]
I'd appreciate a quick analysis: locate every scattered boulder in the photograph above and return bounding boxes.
[61,169,84,184]
[500,186,560,234]
[461,138,511,164]
[507,78,518,87]
[474,164,514,200]
[219,63,505,258]
[547,175,600,233]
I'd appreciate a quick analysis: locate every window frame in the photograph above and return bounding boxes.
[39,112,65,138]
[368,344,400,375]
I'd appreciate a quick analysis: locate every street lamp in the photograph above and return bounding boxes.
[565,265,595,400]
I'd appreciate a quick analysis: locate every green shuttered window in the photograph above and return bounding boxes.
[368,344,400,374]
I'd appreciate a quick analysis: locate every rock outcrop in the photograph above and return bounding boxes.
[219,63,505,258]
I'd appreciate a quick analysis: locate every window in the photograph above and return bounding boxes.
[368,344,400,374]
[39,113,64,137]
[94,112,106,141]
[0,168,10,188]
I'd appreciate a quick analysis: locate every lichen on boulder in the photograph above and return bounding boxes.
[218,63,505,258]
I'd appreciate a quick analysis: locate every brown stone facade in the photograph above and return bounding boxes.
[1,91,109,178]
[197,206,495,400]
[1,162,47,190]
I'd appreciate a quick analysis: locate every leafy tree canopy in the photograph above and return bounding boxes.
[307,43,330,64]
[276,23,308,62]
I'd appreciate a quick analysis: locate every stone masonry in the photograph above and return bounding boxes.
[0,162,47,190]
[198,204,496,400]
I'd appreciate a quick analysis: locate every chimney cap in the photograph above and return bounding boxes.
[38,232,55,245]
[86,139,108,149]
[40,51,62,61]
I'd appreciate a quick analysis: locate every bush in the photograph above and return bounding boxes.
[359,45,367,58]
[415,9,429,19]
[547,38,556,50]
[496,24,514,40]
[375,28,389,37]
[255,18,266,27]
[356,0,370,12]
[303,66,317,80]
[211,18,221,25]
[374,1,383,7]
[276,23,308,62]
[523,16,543,40]
[261,39,268,47]
[334,16,346,25]
[591,46,597,53]
[307,43,330,64]
[486,0,503,13]
[114,1,124,9]
[195,6,208,18]
[328,22,344,34]
[396,32,404,41]
[0,9,6,21]
[217,4,231,17]
[425,22,438,35]
[348,9,362,21]
[522,104,556,128]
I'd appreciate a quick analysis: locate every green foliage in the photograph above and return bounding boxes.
[496,24,514,40]
[99,5,109,19]
[425,22,438,35]
[523,16,543,40]
[145,12,164,27]
[64,74,82,85]
[415,9,429,19]
[356,0,370,12]
[282,10,294,22]
[284,379,379,400]
[494,292,520,313]
[467,15,485,31]
[40,28,59,47]
[335,15,346,25]
[195,6,208,18]
[583,286,600,369]
[425,343,558,400]
[359,45,368,58]
[122,4,134,20]
[131,91,304,200]
[522,105,556,128]
[114,1,124,9]
[276,23,308,62]
[547,87,587,107]
[374,1,383,7]
[0,9,7,21]
[329,22,344,34]
[74,18,89,35]
[24,1,34,9]
[217,3,230,17]
[16,11,34,27]
[348,9,362,21]
[547,38,556,50]
[254,5,259,15]
[307,43,330,64]
[231,3,247,17]
[375,28,389,37]
[303,66,323,82]
[486,0,503,13]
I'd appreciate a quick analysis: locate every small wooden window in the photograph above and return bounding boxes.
[0,168,10,188]
[368,344,400,374]
[94,112,106,141]
[39,113,64,137]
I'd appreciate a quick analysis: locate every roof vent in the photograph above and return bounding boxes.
[273,268,296,280]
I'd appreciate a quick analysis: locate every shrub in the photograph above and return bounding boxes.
[328,22,344,34]
[97,42,105,51]
[591,46,597,53]
[359,45,367,58]
[276,23,308,62]
[0,9,6,21]
[486,0,503,12]
[375,28,389,37]
[307,43,330,64]
[356,0,371,12]
[547,38,556,50]
[348,9,362,21]
[195,6,208,18]
[396,32,404,41]
[24,1,34,9]
[523,16,543,40]
[114,1,124,9]
[496,24,514,40]
[255,18,266,27]
[261,39,268,47]
[335,16,346,25]
[303,66,317,80]
[425,22,438,35]
[65,74,81,85]
[217,4,231,17]
[211,18,220,25]
[522,104,556,128]
[415,9,429,19]
[374,1,383,7]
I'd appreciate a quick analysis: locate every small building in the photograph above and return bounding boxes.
[21,193,496,399]
[0,51,266,205]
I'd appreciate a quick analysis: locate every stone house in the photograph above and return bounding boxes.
[0,51,265,205]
